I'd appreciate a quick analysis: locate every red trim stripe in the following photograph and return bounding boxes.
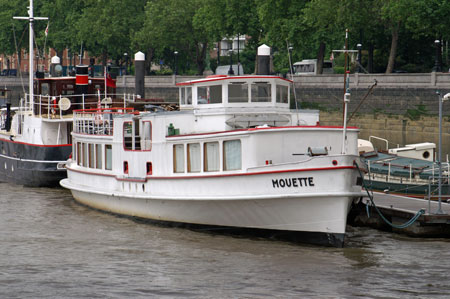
[66,165,356,182]
[0,137,71,147]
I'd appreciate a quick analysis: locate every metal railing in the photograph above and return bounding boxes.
[73,107,135,136]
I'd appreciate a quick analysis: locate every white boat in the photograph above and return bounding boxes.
[0,0,130,187]
[61,73,364,246]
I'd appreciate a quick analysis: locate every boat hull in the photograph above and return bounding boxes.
[365,179,450,199]
[61,162,363,247]
[0,138,71,187]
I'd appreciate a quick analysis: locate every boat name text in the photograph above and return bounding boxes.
[272,177,314,188]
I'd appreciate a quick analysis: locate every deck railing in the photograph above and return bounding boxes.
[73,107,135,136]
[21,93,136,120]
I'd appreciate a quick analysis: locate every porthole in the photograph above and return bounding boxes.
[423,151,430,159]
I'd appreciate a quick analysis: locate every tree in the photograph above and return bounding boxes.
[137,0,210,75]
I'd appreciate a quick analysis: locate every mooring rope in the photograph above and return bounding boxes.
[355,161,425,229]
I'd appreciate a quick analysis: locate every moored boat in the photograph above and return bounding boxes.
[359,136,450,200]
[61,70,365,246]
[0,0,131,187]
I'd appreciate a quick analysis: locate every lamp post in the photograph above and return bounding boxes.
[357,43,362,73]
[174,51,178,75]
[436,91,449,214]
[228,49,234,75]
[124,52,128,75]
[434,40,441,72]
[288,45,294,77]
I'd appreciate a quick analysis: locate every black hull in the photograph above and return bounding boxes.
[0,138,71,187]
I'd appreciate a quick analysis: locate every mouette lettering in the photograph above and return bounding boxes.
[272,177,315,188]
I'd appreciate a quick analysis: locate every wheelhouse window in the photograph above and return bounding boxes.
[276,85,289,104]
[180,87,192,105]
[228,82,248,103]
[187,143,201,172]
[105,144,112,170]
[251,82,271,102]
[223,140,242,170]
[82,143,88,167]
[198,85,222,104]
[173,144,185,173]
[204,142,219,172]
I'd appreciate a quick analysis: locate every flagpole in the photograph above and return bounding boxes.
[104,66,107,98]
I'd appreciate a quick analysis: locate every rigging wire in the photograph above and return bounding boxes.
[11,22,27,93]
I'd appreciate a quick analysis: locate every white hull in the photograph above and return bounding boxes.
[62,155,363,246]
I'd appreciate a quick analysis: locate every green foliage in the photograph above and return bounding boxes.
[2,0,450,75]
[405,104,428,120]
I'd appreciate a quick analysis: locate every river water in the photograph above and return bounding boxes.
[1,182,449,298]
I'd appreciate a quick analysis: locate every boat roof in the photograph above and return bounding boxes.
[176,75,292,86]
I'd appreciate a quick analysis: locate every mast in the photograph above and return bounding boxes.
[13,0,48,106]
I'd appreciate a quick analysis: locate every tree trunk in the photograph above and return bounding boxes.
[385,23,399,74]
[316,42,326,74]
[145,48,154,75]
[196,42,208,75]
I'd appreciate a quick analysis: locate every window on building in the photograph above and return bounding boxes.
[276,85,289,103]
[228,83,248,103]
[105,144,112,170]
[123,161,128,174]
[198,85,222,104]
[187,143,201,172]
[251,82,271,102]
[224,140,241,170]
[173,144,185,173]
[204,142,219,172]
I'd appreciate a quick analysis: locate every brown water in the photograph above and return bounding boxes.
[1,182,449,298]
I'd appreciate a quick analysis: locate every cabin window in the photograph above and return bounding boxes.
[77,142,82,166]
[173,144,185,173]
[198,85,222,104]
[228,83,249,103]
[105,144,112,170]
[88,144,95,168]
[187,143,201,172]
[123,118,143,151]
[82,143,88,167]
[95,144,102,169]
[141,121,152,151]
[204,142,219,172]
[223,140,242,170]
[123,161,129,174]
[181,87,192,105]
[251,82,271,102]
[276,85,289,104]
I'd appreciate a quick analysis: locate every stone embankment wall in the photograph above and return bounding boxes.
[294,73,450,156]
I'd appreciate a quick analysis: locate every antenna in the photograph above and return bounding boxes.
[13,0,48,106]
